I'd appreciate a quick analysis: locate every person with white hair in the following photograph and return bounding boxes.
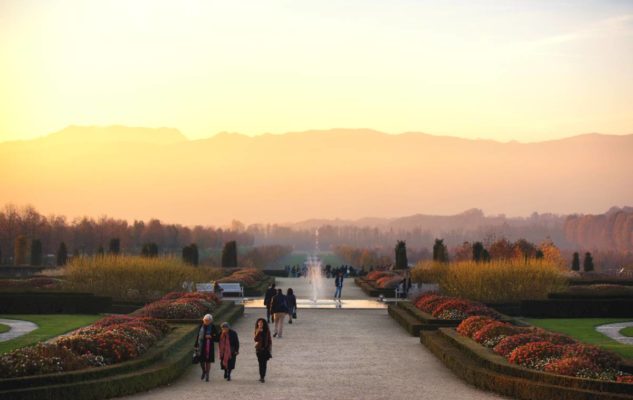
[194,313,219,382]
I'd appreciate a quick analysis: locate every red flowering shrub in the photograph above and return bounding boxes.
[217,268,266,288]
[367,271,393,281]
[473,321,527,347]
[617,374,633,384]
[562,343,621,369]
[375,276,402,289]
[536,331,576,345]
[508,341,565,370]
[58,330,139,364]
[432,299,472,318]
[543,357,600,377]
[493,334,549,357]
[0,343,98,378]
[415,294,448,314]
[92,315,137,327]
[464,305,501,319]
[457,316,496,338]
[133,291,218,319]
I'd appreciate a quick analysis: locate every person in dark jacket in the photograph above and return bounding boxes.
[218,321,239,381]
[195,313,219,382]
[286,288,297,324]
[270,288,288,338]
[254,318,272,382]
[263,283,276,323]
[334,271,344,300]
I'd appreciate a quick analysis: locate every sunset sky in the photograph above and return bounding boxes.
[1,0,632,143]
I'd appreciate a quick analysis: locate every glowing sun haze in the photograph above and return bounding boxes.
[1,0,632,143]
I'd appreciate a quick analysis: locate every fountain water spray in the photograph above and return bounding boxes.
[306,229,324,303]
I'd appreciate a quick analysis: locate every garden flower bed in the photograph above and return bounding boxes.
[456,316,633,383]
[354,270,402,297]
[0,277,64,291]
[131,291,220,320]
[421,327,633,400]
[388,293,510,336]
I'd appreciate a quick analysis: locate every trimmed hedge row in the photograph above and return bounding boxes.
[521,299,633,318]
[243,276,275,297]
[420,328,633,400]
[0,292,111,314]
[263,269,289,278]
[0,302,244,400]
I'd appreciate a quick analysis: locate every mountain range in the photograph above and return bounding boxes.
[1,126,632,226]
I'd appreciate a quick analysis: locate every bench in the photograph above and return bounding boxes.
[195,283,214,293]
[217,283,243,298]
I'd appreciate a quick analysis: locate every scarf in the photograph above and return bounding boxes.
[219,330,232,368]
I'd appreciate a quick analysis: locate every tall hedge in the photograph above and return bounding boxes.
[182,244,199,266]
[395,240,408,269]
[583,252,594,272]
[433,239,449,263]
[30,239,43,266]
[57,242,68,266]
[571,252,580,271]
[14,235,28,266]
[221,241,238,268]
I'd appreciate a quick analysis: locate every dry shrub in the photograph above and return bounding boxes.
[428,260,567,303]
[63,255,223,301]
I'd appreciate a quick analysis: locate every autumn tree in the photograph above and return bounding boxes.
[583,252,594,272]
[222,241,238,268]
[57,242,68,266]
[30,239,43,266]
[453,242,472,262]
[14,235,28,265]
[488,238,514,260]
[394,240,408,269]
[571,252,580,271]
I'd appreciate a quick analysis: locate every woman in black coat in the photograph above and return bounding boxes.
[195,313,219,382]
[219,322,240,381]
[254,318,272,382]
[286,288,297,324]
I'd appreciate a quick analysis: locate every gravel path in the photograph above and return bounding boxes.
[119,306,505,400]
[0,318,38,342]
[596,321,633,345]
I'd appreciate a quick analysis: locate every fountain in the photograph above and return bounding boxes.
[306,229,324,303]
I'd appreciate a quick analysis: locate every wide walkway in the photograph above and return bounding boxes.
[120,277,505,400]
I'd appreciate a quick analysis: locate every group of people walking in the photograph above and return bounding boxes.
[263,284,297,338]
[194,313,272,383]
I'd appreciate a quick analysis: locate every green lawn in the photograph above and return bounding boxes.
[0,323,10,334]
[526,318,633,360]
[0,314,102,354]
[621,326,633,338]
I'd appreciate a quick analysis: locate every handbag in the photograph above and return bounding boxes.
[192,349,200,364]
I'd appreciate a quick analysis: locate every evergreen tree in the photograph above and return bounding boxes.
[141,243,159,258]
[57,242,68,266]
[535,250,544,259]
[108,238,120,255]
[30,239,43,266]
[183,244,200,266]
[482,249,490,262]
[394,240,408,269]
[221,241,238,268]
[97,246,105,257]
[14,235,28,265]
[0,242,3,265]
[583,252,594,272]
[433,239,449,263]
[571,252,580,271]
[472,242,484,262]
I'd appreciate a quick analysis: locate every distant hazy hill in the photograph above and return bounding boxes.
[1,126,632,226]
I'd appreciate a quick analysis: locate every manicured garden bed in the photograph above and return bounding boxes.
[354,277,397,297]
[0,302,244,399]
[526,318,633,361]
[421,328,633,400]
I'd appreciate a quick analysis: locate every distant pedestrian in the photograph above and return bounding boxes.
[264,283,276,323]
[286,288,297,324]
[254,318,272,383]
[334,271,344,300]
[195,313,219,382]
[270,288,288,338]
[219,322,239,381]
